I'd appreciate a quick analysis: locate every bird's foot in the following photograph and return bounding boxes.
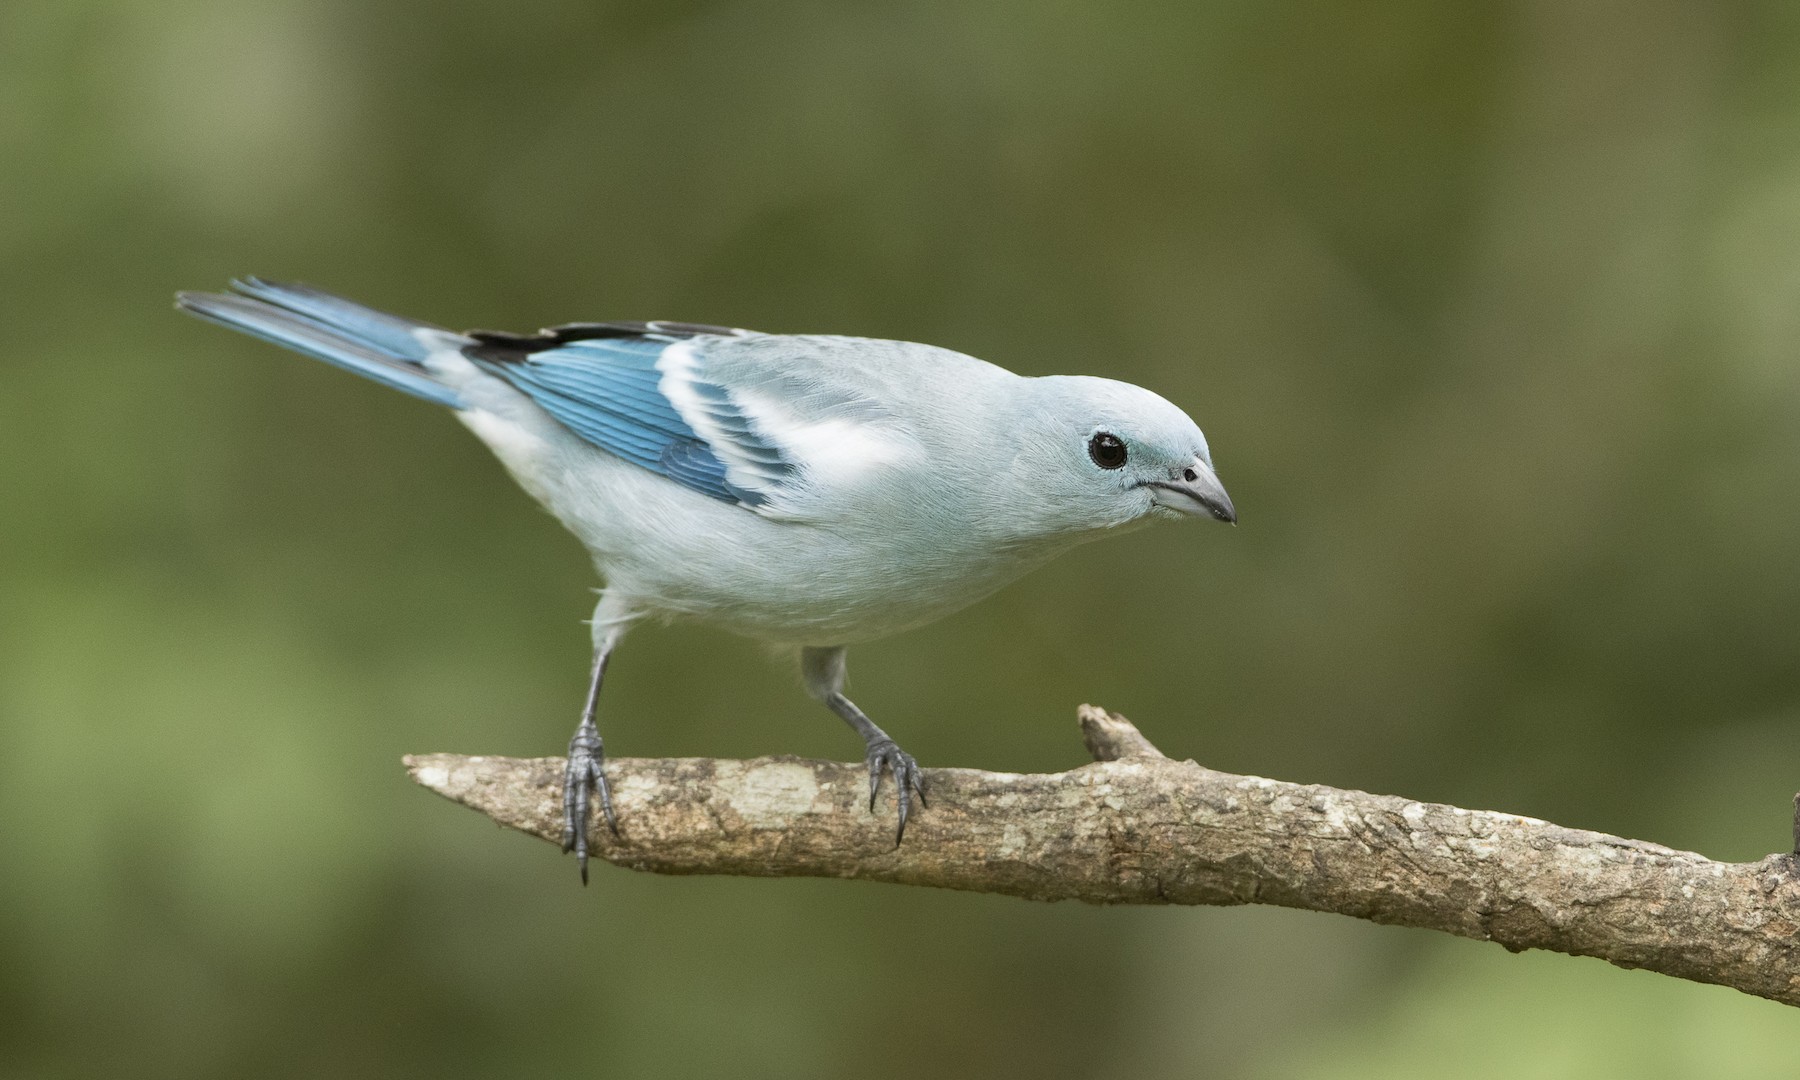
[865,737,927,845]
[561,716,616,884]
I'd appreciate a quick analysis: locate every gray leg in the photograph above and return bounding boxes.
[563,595,637,884]
[801,646,927,844]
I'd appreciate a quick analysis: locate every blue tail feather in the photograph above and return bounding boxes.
[229,278,447,362]
[176,282,464,408]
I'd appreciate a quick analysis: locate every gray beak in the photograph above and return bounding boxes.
[1147,458,1237,524]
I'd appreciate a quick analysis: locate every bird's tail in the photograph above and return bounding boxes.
[176,278,466,407]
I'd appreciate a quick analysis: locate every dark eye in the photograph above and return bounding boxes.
[1088,432,1128,469]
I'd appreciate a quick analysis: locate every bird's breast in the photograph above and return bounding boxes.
[609,513,1072,644]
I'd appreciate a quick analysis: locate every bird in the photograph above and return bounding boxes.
[176,278,1236,882]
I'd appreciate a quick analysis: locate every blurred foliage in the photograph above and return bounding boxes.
[6,0,1800,1075]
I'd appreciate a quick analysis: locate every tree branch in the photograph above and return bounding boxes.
[405,705,1800,1006]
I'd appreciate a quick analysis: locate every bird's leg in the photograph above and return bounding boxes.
[800,646,927,844]
[563,635,619,885]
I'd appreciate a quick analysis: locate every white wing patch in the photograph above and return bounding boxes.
[730,389,925,491]
[656,340,923,515]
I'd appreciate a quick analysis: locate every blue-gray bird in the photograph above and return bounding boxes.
[176,279,1236,881]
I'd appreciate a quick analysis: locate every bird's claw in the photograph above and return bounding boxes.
[865,737,927,845]
[562,717,616,885]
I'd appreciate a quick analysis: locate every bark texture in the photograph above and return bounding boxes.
[406,706,1800,1006]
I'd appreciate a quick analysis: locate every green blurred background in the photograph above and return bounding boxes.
[6,0,1800,1075]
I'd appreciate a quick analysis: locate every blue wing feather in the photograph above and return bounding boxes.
[660,440,745,503]
[467,335,788,507]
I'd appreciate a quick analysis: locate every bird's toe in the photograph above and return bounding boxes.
[864,738,927,844]
[562,723,616,885]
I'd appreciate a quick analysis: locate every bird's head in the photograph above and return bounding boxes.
[1008,375,1235,537]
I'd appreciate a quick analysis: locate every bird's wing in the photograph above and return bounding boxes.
[462,324,938,517]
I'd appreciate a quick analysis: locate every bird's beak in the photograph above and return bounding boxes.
[1147,458,1237,524]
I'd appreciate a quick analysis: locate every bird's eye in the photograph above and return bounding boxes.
[1088,432,1128,469]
